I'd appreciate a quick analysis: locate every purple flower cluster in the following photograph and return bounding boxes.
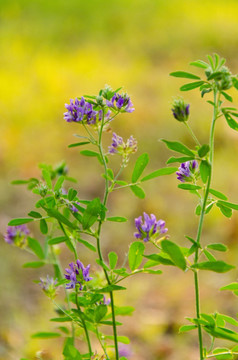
[176,160,198,182]
[172,98,190,122]
[108,133,137,158]
[64,97,103,125]
[134,212,168,242]
[4,225,30,245]
[64,260,92,290]
[106,93,135,113]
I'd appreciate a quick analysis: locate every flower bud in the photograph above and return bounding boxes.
[172,98,190,122]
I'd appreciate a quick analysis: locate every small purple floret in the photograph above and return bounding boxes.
[176,160,198,182]
[107,93,135,113]
[134,212,168,242]
[64,260,92,290]
[4,225,30,244]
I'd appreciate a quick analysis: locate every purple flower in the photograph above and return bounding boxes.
[108,133,137,164]
[118,343,132,358]
[106,93,135,113]
[40,276,58,299]
[70,202,80,213]
[64,260,92,290]
[172,98,190,122]
[4,225,30,246]
[102,296,111,305]
[64,97,102,126]
[134,212,168,242]
[176,160,198,182]
[108,133,123,154]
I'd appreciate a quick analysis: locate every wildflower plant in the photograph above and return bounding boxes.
[4,55,238,359]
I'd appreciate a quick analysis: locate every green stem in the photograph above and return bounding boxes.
[193,89,219,360]
[75,290,93,356]
[96,327,110,360]
[96,108,119,360]
[184,122,201,147]
[58,221,78,260]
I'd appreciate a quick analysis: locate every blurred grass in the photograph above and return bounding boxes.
[1,0,238,359]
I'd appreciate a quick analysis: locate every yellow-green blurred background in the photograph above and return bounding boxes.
[1,0,238,359]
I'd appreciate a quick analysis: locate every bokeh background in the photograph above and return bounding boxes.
[1,0,238,359]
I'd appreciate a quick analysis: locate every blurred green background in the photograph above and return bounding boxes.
[1,0,238,359]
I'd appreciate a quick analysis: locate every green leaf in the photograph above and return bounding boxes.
[207,243,228,252]
[128,241,145,271]
[198,144,210,157]
[179,325,197,333]
[144,253,174,266]
[190,60,208,69]
[178,184,201,190]
[28,211,42,219]
[45,208,76,229]
[212,348,233,359]
[50,317,71,322]
[218,314,238,327]
[48,236,67,245]
[96,259,110,271]
[105,335,130,344]
[180,81,204,91]
[40,219,48,235]
[68,141,90,148]
[114,306,135,316]
[216,203,232,218]
[191,261,235,273]
[95,285,126,293]
[76,238,96,252]
[8,218,34,226]
[28,237,44,259]
[221,91,233,102]
[54,176,65,192]
[224,113,238,131]
[31,332,60,339]
[23,261,45,268]
[68,188,78,201]
[167,156,195,164]
[130,185,145,199]
[161,139,194,156]
[170,71,200,80]
[131,153,149,183]
[143,269,163,275]
[11,179,29,185]
[232,77,238,90]
[141,167,177,182]
[220,283,238,291]
[80,150,99,157]
[108,252,118,269]
[200,160,211,183]
[204,249,216,262]
[42,169,52,189]
[204,326,238,343]
[95,305,107,323]
[217,200,238,211]
[81,198,101,229]
[195,204,201,215]
[161,240,187,271]
[107,216,127,222]
[209,189,227,200]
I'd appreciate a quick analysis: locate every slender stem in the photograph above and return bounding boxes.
[193,89,218,360]
[75,290,93,356]
[96,327,110,360]
[58,221,78,260]
[96,108,119,360]
[184,122,201,147]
